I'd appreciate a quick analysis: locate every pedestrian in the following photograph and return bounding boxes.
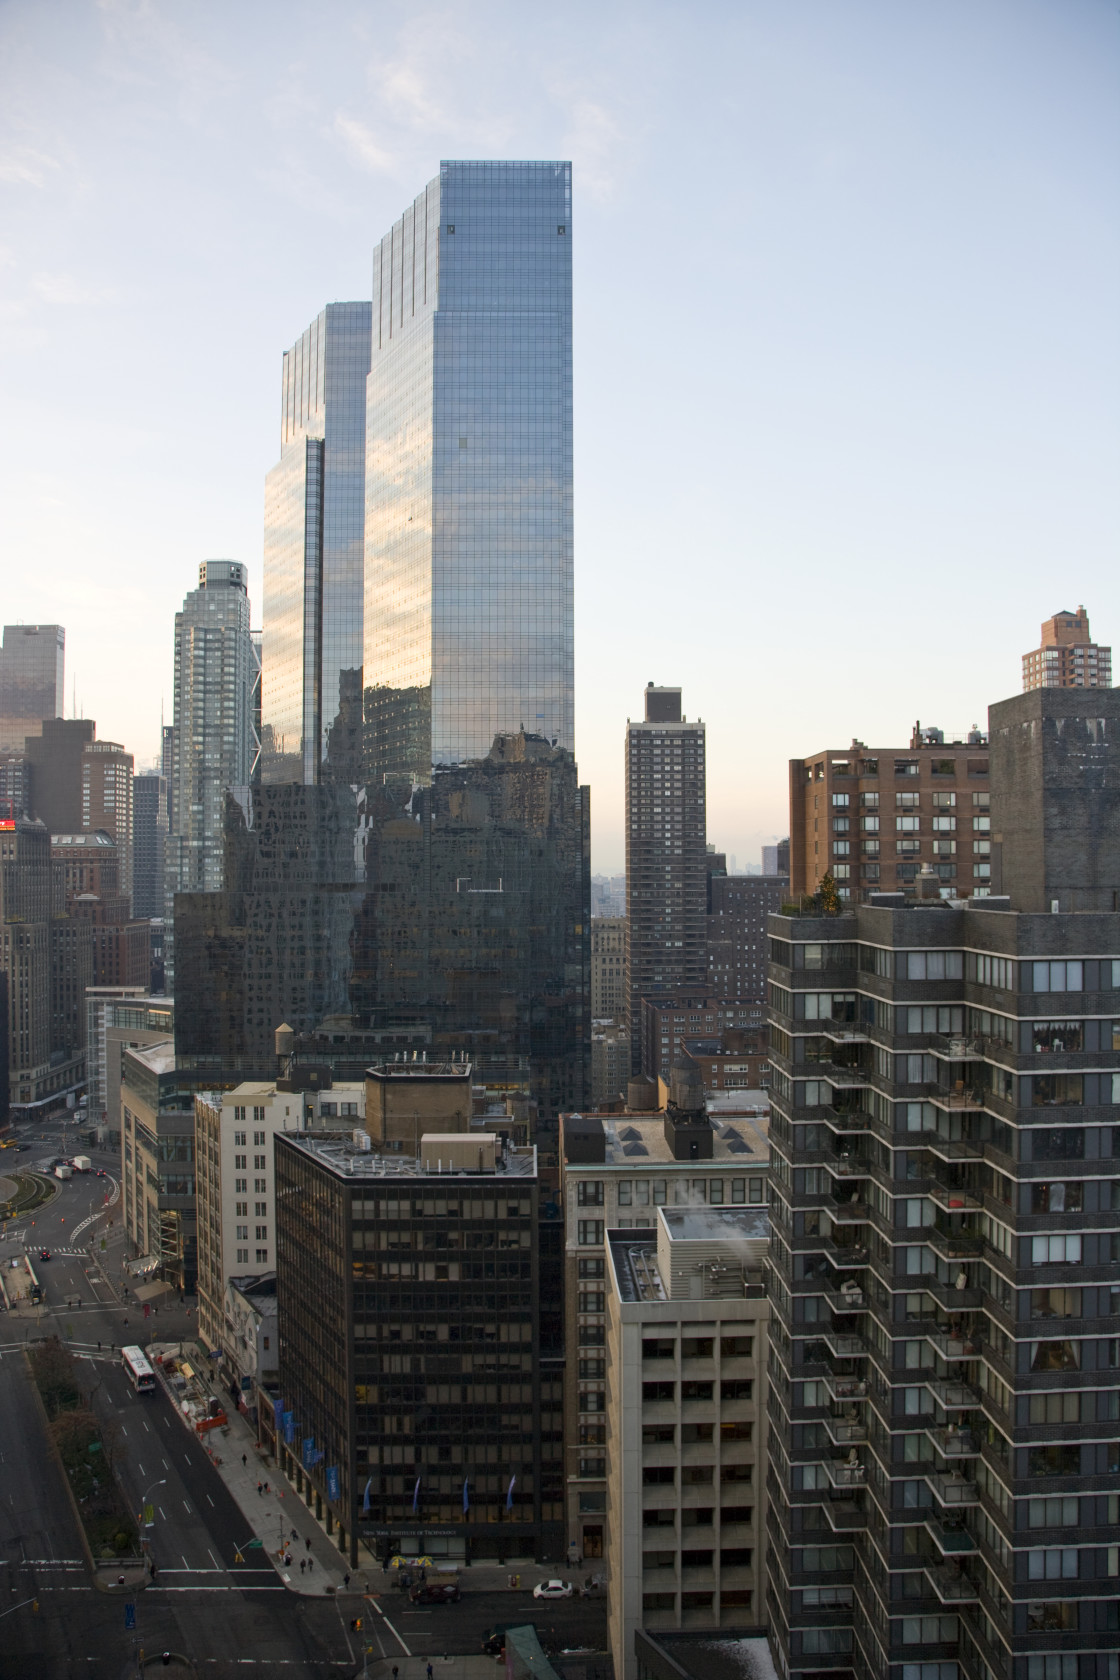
[427,1664,434,1680]
[305,1537,312,1553]
[285,1551,292,1567]
[257,1481,263,1497]
[263,1480,269,1494]
[300,1558,306,1575]
[290,1528,297,1543]
[308,1558,314,1573]
[343,1572,350,1589]
[392,1667,399,1680]
[242,1454,247,1468]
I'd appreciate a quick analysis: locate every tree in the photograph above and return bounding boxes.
[818,872,842,916]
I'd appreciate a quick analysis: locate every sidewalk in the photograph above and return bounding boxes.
[146,1340,552,1603]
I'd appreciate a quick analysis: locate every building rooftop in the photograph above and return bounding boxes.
[278,1133,538,1181]
[661,1206,770,1245]
[125,1039,177,1077]
[220,1079,364,1102]
[228,1273,277,1300]
[598,1112,769,1166]
[52,830,116,848]
[366,1060,472,1082]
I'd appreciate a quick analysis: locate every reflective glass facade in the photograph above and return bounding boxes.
[365,160,574,784]
[263,303,372,785]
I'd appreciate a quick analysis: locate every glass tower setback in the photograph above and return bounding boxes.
[263,301,372,785]
[364,160,574,784]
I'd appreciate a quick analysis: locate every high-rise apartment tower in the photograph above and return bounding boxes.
[625,686,708,1073]
[363,160,573,785]
[262,303,372,785]
[765,686,1120,1680]
[1022,605,1111,693]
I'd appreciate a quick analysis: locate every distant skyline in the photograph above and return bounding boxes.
[1,0,1116,872]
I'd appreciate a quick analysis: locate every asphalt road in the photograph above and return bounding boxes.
[0,1113,609,1675]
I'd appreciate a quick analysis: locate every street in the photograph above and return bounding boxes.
[0,1113,608,1675]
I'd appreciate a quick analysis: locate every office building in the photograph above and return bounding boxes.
[0,754,30,819]
[133,770,169,918]
[221,1274,278,1410]
[363,160,573,785]
[626,686,708,1074]
[274,1130,553,1568]
[161,726,174,829]
[194,1076,365,1357]
[592,874,627,918]
[0,624,64,752]
[789,726,990,903]
[87,992,173,1146]
[592,916,627,1022]
[357,730,590,1120]
[173,780,364,1081]
[52,831,148,989]
[762,839,791,878]
[559,1083,770,1567]
[23,719,135,901]
[262,302,372,785]
[764,686,1120,1680]
[1022,605,1111,692]
[119,1040,200,1290]
[592,1022,631,1107]
[605,1208,769,1674]
[708,874,789,1003]
[1,813,89,1108]
[166,562,258,974]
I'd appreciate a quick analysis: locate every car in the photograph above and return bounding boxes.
[0,1138,16,1149]
[532,1579,573,1600]
[482,1629,509,1657]
[409,1581,460,1604]
[38,1249,51,1261]
[17,1145,29,1152]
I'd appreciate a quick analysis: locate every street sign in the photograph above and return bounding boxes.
[124,1603,135,1630]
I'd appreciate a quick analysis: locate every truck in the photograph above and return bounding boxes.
[71,1155,92,1173]
[54,1163,73,1180]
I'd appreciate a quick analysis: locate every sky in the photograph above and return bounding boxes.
[1,0,1117,874]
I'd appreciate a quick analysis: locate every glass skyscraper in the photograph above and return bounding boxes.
[364,160,574,785]
[262,302,372,785]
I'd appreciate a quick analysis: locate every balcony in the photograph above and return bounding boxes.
[927,1224,983,1262]
[822,1413,867,1446]
[821,1495,866,1531]
[824,1283,867,1314]
[925,1561,980,1604]
[814,1238,869,1269]
[818,1065,872,1089]
[925,1135,984,1163]
[928,1379,981,1411]
[927,1426,979,1459]
[818,1330,865,1359]
[924,1514,976,1555]
[927,1332,980,1363]
[929,1036,984,1061]
[927,1183,982,1214]
[823,1458,866,1489]
[821,1375,868,1403]
[924,1281,984,1310]
[820,1108,869,1136]
[820,1026,869,1046]
[823,1197,869,1225]
[823,1154,870,1181]
[930,1088,985,1111]
[928,1471,979,1507]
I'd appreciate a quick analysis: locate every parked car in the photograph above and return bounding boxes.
[532,1579,573,1600]
[409,1581,460,1604]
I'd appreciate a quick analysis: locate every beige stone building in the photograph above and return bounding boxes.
[559,1075,769,1567]
[604,1208,769,1678]
[591,916,627,1023]
[364,1059,472,1150]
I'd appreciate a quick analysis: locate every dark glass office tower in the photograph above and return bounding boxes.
[262,302,372,786]
[364,160,573,787]
[274,1132,557,1569]
[764,688,1120,1680]
[0,624,64,753]
[356,730,590,1119]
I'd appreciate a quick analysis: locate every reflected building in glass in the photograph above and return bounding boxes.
[364,160,573,787]
[263,302,372,786]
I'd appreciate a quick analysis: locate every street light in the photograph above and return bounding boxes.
[141,1477,167,1528]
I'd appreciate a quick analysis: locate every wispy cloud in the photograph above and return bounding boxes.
[334,115,397,176]
[0,145,62,188]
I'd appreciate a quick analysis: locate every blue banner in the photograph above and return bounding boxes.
[302,1437,315,1470]
[283,1412,295,1445]
[326,1465,340,1501]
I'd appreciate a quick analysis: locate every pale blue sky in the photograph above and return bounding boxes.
[1,0,1116,871]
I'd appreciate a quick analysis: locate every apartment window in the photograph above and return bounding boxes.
[233,1130,245,1145]
[643,1466,675,1486]
[236,1247,248,1264]
[860,815,879,833]
[579,1457,605,1478]
[896,792,920,811]
[255,1248,268,1264]
[1027,1549,1078,1580]
[253,1154,266,1171]
[254,1224,268,1242]
[831,793,849,808]
[235,1224,248,1241]
[1026,1660,1078,1680]
[906,950,963,980]
[901,1616,957,1643]
[253,1130,265,1145]
[643,1382,675,1403]
[577,1181,604,1206]
[578,1221,604,1245]
[578,1359,605,1379]
[931,792,956,810]
[580,1391,606,1413]
[1032,961,1083,993]
[1028,1497,1079,1527]
[721,1336,753,1358]
[860,791,879,809]
[578,1258,604,1279]
[579,1291,605,1312]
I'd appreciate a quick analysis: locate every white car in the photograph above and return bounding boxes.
[532,1579,573,1600]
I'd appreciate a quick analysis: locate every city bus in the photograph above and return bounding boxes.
[121,1345,157,1394]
